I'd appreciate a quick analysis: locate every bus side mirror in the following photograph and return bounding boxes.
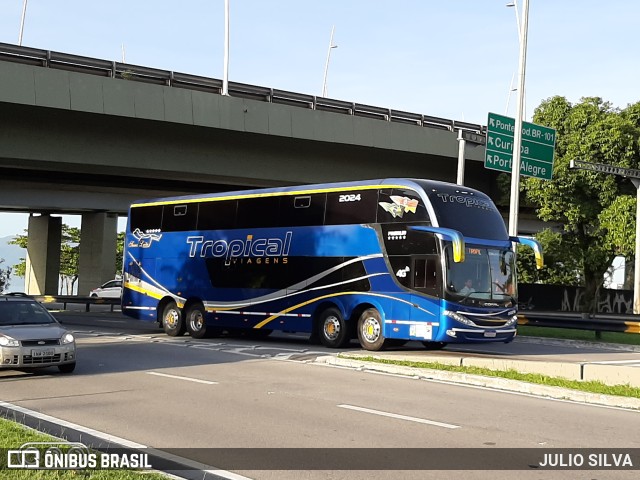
[510,236,544,269]
[410,226,465,263]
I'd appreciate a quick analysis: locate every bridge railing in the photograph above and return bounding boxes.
[33,295,120,312]
[0,42,485,135]
[518,311,640,335]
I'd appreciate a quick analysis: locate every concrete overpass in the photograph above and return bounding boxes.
[0,42,503,295]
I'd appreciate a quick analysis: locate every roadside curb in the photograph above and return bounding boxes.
[515,335,640,353]
[315,355,640,411]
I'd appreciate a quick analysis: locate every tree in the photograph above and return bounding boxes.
[116,231,125,276]
[0,259,11,292]
[8,225,124,293]
[518,96,640,309]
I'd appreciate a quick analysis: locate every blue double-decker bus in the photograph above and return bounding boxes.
[121,178,542,351]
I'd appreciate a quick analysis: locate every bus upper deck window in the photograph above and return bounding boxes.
[294,196,311,208]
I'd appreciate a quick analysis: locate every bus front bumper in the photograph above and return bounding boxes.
[444,327,517,343]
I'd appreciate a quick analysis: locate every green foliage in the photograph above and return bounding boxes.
[8,226,124,292]
[0,259,11,292]
[517,229,583,285]
[116,231,125,275]
[8,232,27,278]
[519,96,640,308]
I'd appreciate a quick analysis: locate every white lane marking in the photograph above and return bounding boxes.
[0,400,252,480]
[337,404,460,429]
[146,372,218,384]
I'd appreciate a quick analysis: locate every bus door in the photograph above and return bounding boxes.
[409,254,441,339]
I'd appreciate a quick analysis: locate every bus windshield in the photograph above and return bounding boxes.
[444,246,515,302]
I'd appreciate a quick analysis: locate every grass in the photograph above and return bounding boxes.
[517,325,640,346]
[0,417,167,479]
[342,355,640,399]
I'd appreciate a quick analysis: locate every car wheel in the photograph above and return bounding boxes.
[318,307,350,348]
[58,362,76,374]
[422,341,447,350]
[357,308,386,351]
[162,301,185,336]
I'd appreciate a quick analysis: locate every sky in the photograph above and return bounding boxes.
[0,0,639,237]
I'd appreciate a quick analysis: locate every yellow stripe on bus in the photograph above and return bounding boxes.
[130,184,413,208]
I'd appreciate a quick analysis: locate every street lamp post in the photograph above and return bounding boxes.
[321,26,337,97]
[18,0,28,46]
[507,0,530,237]
[222,0,230,96]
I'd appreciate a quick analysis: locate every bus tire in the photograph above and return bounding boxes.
[185,302,209,339]
[357,308,386,351]
[422,341,447,350]
[162,301,185,337]
[318,307,350,348]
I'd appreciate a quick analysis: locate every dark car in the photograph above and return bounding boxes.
[0,294,76,373]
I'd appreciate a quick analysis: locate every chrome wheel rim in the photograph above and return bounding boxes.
[361,316,381,343]
[189,310,204,332]
[323,315,341,341]
[164,309,179,329]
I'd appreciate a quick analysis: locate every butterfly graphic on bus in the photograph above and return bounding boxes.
[379,196,419,218]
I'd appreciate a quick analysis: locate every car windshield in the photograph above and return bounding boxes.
[445,245,515,302]
[0,301,57,326]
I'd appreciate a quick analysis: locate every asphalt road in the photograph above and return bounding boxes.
[1,311,639,480]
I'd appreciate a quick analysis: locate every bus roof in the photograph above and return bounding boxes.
[130,178,488,208]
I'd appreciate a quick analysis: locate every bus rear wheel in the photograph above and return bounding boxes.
[422,341,447,350]
[185,303,209,339]
[357,308,386,351]
[318,307,350,348]
[162,301,185,337]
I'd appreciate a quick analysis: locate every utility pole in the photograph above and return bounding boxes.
[569,159,640,314]
[507,0,530,237]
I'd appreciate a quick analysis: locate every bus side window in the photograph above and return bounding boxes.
[325,190,377,225]
[161,204,198,232]
[198,200,237,230]
[413,257,437,290]
[280,194,326,227]
[130,205,163,233]
[236,197,280,229]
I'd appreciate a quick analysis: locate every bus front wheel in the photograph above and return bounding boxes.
[318,307,350,348]
[162,301,185,337]
[357,308,386,351]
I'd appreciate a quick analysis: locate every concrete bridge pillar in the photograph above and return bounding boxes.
[78,213,118,295]
[25,214,62,295]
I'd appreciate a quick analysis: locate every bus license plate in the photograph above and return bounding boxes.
[483,331,497,338]
[31,349,54,357]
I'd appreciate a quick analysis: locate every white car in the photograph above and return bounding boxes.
[89,280,122,298]
[0,294,76,373]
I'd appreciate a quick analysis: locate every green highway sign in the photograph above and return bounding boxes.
[484,112,557,180]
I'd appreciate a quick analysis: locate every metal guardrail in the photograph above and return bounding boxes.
[0,42,486,135]
[34,295,120,312]
[518,311,640,335]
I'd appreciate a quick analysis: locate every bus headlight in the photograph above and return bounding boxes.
[443,310,475,326]
[504,315,518,328]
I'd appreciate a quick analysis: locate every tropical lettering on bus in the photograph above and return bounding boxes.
[435,193,493,210]
[186,232,292,265]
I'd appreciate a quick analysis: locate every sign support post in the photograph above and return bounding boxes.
[508,0,529,237]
